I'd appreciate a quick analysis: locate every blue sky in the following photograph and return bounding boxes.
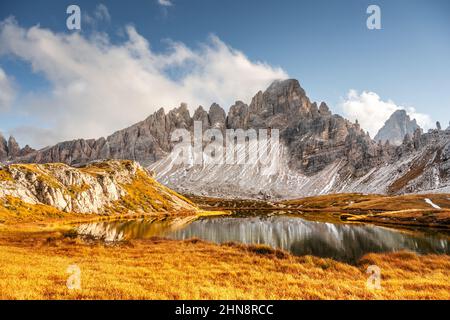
[0,0,449,147]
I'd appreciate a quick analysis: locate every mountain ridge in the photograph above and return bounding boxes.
[3,79,450,199]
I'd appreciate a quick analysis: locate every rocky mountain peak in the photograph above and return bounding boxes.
[245,79,316,130]
[208,103,226,129]
[7,136,20,158]
[253,79,309,115]
[0,133,7,160]
[0,133,35,162]
[266,78,305,96]
[374,110,421,146]
[227,101,249,129]
[193,106,210,127]
[319,102,331,116]
[167,103,192,129]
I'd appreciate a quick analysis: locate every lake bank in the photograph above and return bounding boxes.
[1,225,449,299]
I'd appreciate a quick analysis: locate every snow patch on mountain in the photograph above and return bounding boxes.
[425,198,441,209]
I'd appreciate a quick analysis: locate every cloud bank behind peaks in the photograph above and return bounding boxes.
[0,67,15,111]
[158,0,173,6]
[0,18,287,148]
[341,90,433,137]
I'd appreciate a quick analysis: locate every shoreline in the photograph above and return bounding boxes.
[1,222,449,299]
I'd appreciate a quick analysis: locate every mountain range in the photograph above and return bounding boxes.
[1,79,449,199]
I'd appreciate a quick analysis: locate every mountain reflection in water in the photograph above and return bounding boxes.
[77,215,450,263]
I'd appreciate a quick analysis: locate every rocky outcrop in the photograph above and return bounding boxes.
[209,103,226,129]
[7,136,20,158]
[0,133,35,163]
[193,106,210,128]
[374,110,421,146]
[0,134,7,160]
[226,101,248,129]
[0,160,197,214]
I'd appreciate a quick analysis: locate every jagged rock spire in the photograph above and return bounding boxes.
[0,132,8,160]
[319,102,331,115]
[0,133,36,161]
[193,106,210,128]
[7,136,20,158]
[375,110,420,146]
[208,103,226,129]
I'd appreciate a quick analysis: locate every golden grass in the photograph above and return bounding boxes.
[114,170,195,213]
[280,193,450,228]
[0,168,13,182]
[8,163,63,188]
[0,229,449,300]
[0,196,66,224]
[282,193,450,211]
[343,194,450,211]
[282,193,383,209]
[0,188,449,299]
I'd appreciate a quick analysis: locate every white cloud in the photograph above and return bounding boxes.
[9,126,58,148]
[95,4,111,22]
[341,90,433,137]
[0,18,287,148]
[158,0,173,6]
[0,67,15,111]
[84,4,111,26]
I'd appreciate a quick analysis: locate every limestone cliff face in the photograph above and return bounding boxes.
[14,104,195,167]
[5,79,450,198]
[222,79,385,176]
[0,160,197,214]
[374,110,421,146]
[0,134,34,162]
[14,79,380,176]
[0,134,7,160]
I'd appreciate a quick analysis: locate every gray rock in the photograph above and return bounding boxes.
[374,110,421,146]
[226,101,249,129]
[9,79,385,178]
[6,79,450,198]
[0,133,7,161]
[193,106,210,128]
[0,160,197,213]
[7,136,20,158]
[0,133,35,162]
[208,103,226,129]
[319,102,331,116]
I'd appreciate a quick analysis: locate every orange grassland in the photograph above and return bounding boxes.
[0,222,449,300]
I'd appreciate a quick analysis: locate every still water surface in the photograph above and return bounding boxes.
[76,215,450,263]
